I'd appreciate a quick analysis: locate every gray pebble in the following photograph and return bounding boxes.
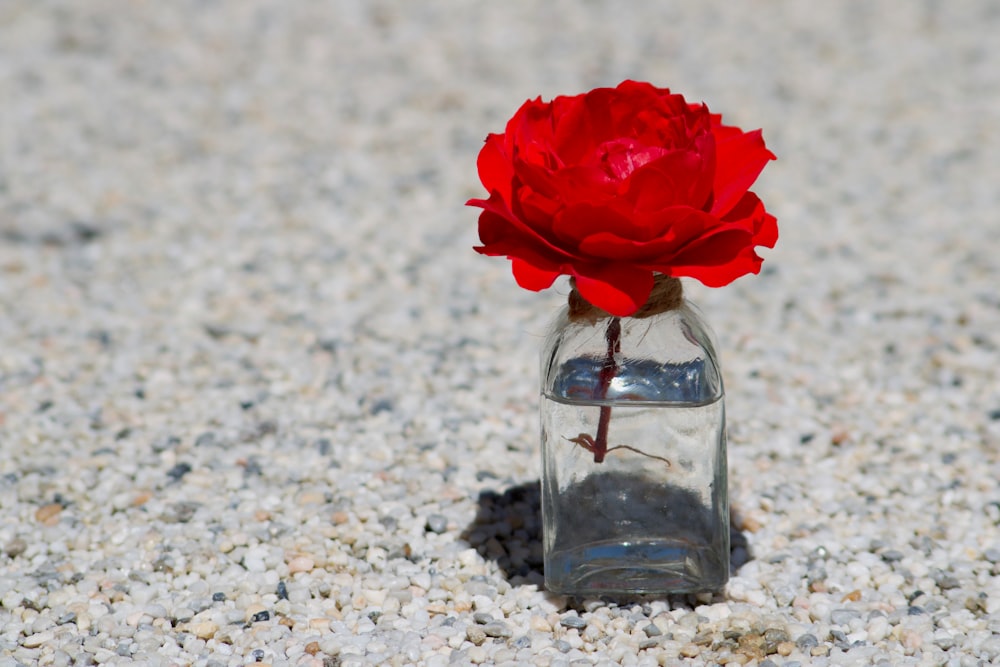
[194,432,217,447]
[732,546,750,568]
[560,615,587,630]
[465,581,497,598]
[425,514,448,534]
[554,640,573,653]
[643,623,662,637]
[830,609,862,625]
[483,621,512,638]
[796,633,819,650]
[472,612,494,625]
[764,628,790,643]
[881,550,904,563]
[985,548,1000,563]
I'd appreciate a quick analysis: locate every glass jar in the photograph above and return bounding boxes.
[540,279,729,596]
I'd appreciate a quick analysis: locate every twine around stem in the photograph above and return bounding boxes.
[567,274,683,322]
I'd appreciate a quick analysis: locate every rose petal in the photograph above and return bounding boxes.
[575,207,719,260]
[550,204,636,247]
[623,144,713,212]
[595,138,668,181]
[720,191,778,248]
[756,211,778,248]
[472,197,572,264]
[573,264,654,316]
[476,134,515,203]
[658,227,762,286]
[710,129,776,218]
[511,257,561,292]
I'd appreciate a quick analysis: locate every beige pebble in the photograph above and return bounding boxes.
[288,556,315,573]
[304,642,321,655]
[22,631,54,648]
[680,644,700,658]
[75,612,92,632]
[298,491,325,505]
[530,616,552,633]
[131,491,153,506]
[466,625,487,645]
[364,589,387,606]
[468,646,488,664]
[35,503,62,526]
[776,641,794,656]
[903,630,923,651]
[191,621,218,639]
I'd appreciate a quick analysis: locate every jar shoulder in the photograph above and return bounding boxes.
[541,304,723,404]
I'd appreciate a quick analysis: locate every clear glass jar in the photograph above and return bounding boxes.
[540,289,729,596]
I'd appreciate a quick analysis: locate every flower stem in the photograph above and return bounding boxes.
[591,317,621,463]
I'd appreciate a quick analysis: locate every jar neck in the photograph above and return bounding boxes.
[567,275,683,323]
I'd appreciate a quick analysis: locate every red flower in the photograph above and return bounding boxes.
[468,80,777,316]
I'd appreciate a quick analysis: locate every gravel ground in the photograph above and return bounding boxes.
[2,2,1000,665]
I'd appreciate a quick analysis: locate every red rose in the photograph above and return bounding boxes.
[468,80,777,316]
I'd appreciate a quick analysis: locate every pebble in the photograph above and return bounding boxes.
[830,609,862,626]
[4,537,27,558]
[560,615,587,630]
[466,626,487,645]
[482,621,512,638]
[35,503,63,525]
[426,515,448,534]
[287,556,315,574]
[190,622,218,640]
[22,631,54,648]
[530,616,552,633]
[680,644,701,658]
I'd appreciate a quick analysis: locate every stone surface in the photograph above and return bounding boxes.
[2,1,1000,665]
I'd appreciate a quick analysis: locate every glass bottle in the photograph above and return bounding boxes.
[540,277,729,596]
